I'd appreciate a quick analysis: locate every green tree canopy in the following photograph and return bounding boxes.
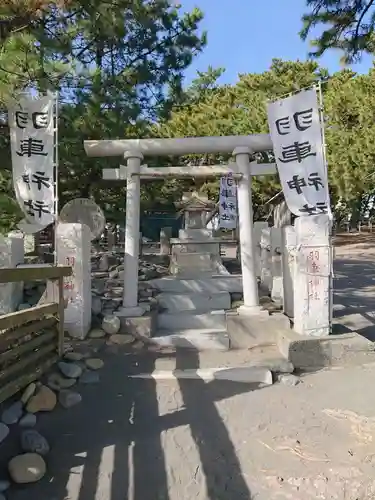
[301,0,375,63]
[0,0,206,228]
[155,59,327,212]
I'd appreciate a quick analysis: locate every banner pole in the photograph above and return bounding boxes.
[53,91,59,265]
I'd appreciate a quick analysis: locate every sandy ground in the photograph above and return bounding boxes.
[2,232,375,500]
[3,346,375,500]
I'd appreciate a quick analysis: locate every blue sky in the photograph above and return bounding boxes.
[180,0,374,85]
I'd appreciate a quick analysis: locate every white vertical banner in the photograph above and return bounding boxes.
[8,94,57,232]
[219,173,237,229]
[267,88,331,217]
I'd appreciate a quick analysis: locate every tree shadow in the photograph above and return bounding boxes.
[2,344,270,500]
[175,348,255,500]
[333,259,375,341]
[3,348,170,500]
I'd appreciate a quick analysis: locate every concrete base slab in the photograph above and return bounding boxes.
[157,291,231,313]
[278,328,375,370]
[237,304,269,316]
[227,312,290,350]
[157,311,226,330]
[170,252,214,276]
[130,366,273,384]
[152,328,230,351]
[153,345,293,374]
[150,276,243,294]
[179,229,213,240]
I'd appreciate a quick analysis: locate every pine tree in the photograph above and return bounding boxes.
[301,0,375,63]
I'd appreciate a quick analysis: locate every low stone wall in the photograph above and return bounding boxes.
[0,232,25,315]
[257,214,333,337]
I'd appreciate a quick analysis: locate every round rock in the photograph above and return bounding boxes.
[0,480,10,492]
[26,385,57,413]
[20,383,36,405]
[102,315,120,335]
[85,358,104,370]
[64,351,84,362]
[79,371,100,384]
[277,373,301,386]
[89,328,106,339]
[58,361,83,379]
[20,429,50,456]
[47,373,77,391]
[59,390,82,409]
[0,423,9,444]
[8,453,46,484]
[19,413,37,428]
[2,401,23,425]
[109,333,134,345]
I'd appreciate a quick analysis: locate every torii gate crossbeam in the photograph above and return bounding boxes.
[84,135,276,318]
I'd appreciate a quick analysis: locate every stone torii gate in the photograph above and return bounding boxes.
[84,134,274,318]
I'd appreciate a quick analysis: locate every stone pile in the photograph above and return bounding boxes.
[0,342,106,495]
[14,249,167,320]
[90,250,167,320]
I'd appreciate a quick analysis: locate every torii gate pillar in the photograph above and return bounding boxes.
[234,147,262,314]
[121,150,143,314]
[84,133,274,316]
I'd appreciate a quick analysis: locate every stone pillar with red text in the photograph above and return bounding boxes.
[293,214,332,337]
[56,223,91,339]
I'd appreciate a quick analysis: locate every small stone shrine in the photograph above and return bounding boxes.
[170,192,229,276]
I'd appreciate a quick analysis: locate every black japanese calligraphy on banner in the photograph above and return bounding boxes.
[267,88,331,218]
[219,175,237,229]
[8,94,57,230]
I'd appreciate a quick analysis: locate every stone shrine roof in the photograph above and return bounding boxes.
[174,191,216,211]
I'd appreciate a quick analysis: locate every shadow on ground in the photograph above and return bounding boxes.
[333,258,375,341]
[1,344,263,500]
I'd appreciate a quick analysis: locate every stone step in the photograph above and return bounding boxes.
[171,252,214,271]
[153,344,292,373]
[152,328,230,351]
[172,272,216,279]
[157,291,231,313]
[151,276,243,294]
[178,228,213,240]
[157,310,226,331]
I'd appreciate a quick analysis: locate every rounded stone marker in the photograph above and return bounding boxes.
[0,423,9,444]
[102,315,120,335]
[26,385,57,413]
[85,358,104,370]
[20,430,50,456]
[8,453,46,484]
